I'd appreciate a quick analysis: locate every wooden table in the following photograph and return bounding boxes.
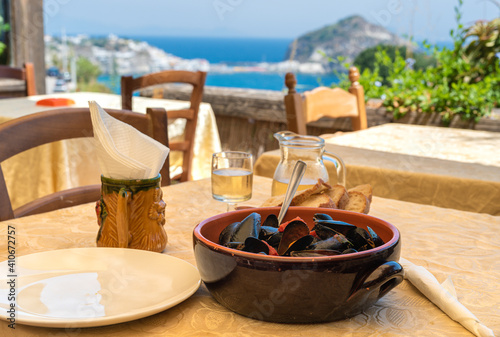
[0,92,221,209]
[254,124,500,215]
[0,176,498,336]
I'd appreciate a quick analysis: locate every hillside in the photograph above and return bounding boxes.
[284,15,410,65]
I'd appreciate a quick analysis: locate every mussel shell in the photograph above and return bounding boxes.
[226,212,262,244]
[341,248,358,254]
[290,249,342,257]
[347,227,375,251]
[262,214,279,228]
[312,223,338,240]
[309,234,352,251]
[367,226,384,247]
[243,237,269,254]
[219,222,239,246]
[283,235,315,256]
[264,231,283,248]
[314,219,356,236]
[225,242,245,250]
[313,213,333,222]
[277,220,310,256]
[259,226,279,240]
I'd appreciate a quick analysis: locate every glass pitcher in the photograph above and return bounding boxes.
[271,131,346,196]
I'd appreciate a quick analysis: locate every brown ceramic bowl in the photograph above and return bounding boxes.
[193,207,403,323]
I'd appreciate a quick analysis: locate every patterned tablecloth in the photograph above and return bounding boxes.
[254,124,500,215]
[0,92,221,209]
[0,176,498,336]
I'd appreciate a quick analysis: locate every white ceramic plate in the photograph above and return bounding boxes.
[0,248,200,328]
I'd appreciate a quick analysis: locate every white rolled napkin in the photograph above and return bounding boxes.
[400,257,495,337]
[89,101,170,179]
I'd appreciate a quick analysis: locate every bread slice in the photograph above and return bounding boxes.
[295,192,336,208]
[344,191,370,214]
[260,179,332,207]
[290,179,332,206]
[348,184,373,202]
[324,184,349,209]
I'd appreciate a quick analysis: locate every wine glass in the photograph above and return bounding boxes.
[211,151,253,212]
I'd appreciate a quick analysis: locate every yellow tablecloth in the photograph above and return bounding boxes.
[0,92,221,209]
[0,176,498,336]
[254,124,500,215]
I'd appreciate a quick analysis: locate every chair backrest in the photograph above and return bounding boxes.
[284,67,367,134]
[0,107,170,221]
[0,62,37,97]
[121,70,207,182]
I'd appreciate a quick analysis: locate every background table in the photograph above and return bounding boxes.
[0,176,498,336]
[0,92,221,209]
[254,124,500,215]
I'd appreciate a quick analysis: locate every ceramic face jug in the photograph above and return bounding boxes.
[96,175,167,253]
[272,131,346,196]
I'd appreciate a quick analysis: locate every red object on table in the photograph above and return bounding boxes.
[36,98,76,106]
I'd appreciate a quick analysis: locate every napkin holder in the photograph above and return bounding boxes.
[96,175,167,253]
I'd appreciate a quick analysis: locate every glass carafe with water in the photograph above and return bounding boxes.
[271,131,346,196]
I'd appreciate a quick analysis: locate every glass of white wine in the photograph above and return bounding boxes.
[211,151,253,212]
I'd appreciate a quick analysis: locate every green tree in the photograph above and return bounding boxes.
[76,57,101,84]
[354,44,436,84]
[75,56,112,93]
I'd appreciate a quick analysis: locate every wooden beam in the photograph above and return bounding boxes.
[10,0,46,94]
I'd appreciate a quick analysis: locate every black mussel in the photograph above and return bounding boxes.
[259,226,279,240]
[219,222,239,246]
[277,220,310,256]
[312,223,338,240]
[225,242,245,250]
[243,237,269,254]
[262,214,279,228]
[367,226,384,247]
[309,234,352,251]
[347,227,375,251]
[314,219,356,236]
[283,235,315,256]
[290,249,342,257]
[313,213,333,222]
[223,212,262,245]
[342,248,358,254]
[264,231,283,249]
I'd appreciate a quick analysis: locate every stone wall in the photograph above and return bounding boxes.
[142,85,500,159]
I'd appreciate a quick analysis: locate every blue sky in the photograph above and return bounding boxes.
[44,0,499,42]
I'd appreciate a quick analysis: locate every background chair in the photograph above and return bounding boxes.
[284,67,367,134]
[0,107,170,221]
[121,70,207,182]
[0,62,36,97]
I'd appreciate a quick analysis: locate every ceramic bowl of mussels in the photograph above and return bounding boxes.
[193,207,404,323]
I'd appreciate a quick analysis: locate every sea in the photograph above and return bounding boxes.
[98,36,340,93]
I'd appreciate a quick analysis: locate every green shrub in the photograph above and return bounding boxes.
[333,0,499,125]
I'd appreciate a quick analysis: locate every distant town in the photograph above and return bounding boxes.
[45,34,326,79]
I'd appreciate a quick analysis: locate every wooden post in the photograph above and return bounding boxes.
[284,72,307,135]
[348,67,367,130]
[10,0,45,94]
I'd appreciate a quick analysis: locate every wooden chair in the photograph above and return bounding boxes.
[121,70,207,182]
[0,107,171,221]
[284,67,367,134]
[0,62,37,97]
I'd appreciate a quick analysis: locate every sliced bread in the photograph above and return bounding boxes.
[344,191,370,214]
[348,184,373,202]
[295,192,336,208]
[324,184,349,209]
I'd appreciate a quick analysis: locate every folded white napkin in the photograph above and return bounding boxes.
[89,101,170,179]
[400,258,495,337]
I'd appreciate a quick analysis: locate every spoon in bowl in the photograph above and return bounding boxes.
[277,160,307,224]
